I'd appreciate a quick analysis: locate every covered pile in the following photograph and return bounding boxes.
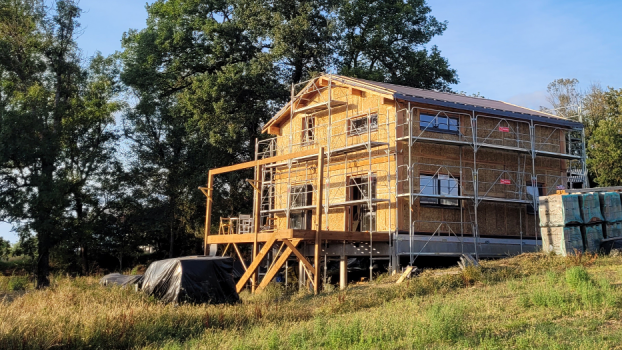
[141,256,239,305]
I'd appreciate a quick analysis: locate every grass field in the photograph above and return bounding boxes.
[2,252,622,349]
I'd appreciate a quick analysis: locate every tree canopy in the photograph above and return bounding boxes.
[0,0,458,282]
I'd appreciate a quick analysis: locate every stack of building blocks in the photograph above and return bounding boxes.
[578,193,605,253]
[538,194,584,256]
[599,192,622,239]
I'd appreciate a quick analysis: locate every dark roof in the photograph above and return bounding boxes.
[338,76,583,129]
[263,75,584,132]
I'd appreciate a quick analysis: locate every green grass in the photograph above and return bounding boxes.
[2,252,622,349]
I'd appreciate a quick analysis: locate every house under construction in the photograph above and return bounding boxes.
[201,74,587,293]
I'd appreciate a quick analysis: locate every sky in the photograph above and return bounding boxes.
[2,0,621,243]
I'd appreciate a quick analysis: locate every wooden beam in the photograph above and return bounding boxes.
[235,234,277,293]
[232,243,247,271]
[221,243,231,257]
[256,239,301,292]
[252,164,263,292]
[211,148,319,175]
[205,229,391,244]
[203,173,214,255]
[350,87,363,97]
[282,239,314,274]
[314,147,324,294]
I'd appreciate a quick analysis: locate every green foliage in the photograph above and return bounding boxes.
[0,238,9,261]
[587,89,622,186]
[337,0,457,90]
[0,0,125,284]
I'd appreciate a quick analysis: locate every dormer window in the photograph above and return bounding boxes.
[420,113,459,134]
[349,113,378,136]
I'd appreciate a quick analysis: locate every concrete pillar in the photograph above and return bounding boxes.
[298,259,305,290]
[340,254,348,290]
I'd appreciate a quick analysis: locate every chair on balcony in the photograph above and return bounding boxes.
[218,218,234,235]
[239,214,253,234]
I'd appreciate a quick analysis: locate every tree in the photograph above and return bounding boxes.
[0,237,10,261]
[0,0,121,285]
[336,0,457,90]
[586,88,622,186]
[120,0,282,257]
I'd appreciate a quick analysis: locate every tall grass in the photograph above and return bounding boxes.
[2,252,622,349]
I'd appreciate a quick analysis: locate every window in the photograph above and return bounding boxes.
[419,174,459,206]
[349,113,378,136]
[349,176,377,200]
[290,211,312,229]
[290,184,313,208]
[420,113,459,133]
[349,175,377,232]
[526,182,544,214]
[302,116,315,145]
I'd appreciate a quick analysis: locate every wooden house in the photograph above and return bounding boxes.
[202,74,586,293]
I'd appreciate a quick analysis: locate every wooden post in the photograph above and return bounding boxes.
[340,254,347,290]
[252,164,262,292]
[203,172,214,255]
[314,147,324,294]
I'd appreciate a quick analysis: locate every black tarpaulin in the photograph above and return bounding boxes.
[100,273,144,287]
[141,256,239,305]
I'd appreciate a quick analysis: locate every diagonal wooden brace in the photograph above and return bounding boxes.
[256,239,301,293]
[282,239,314,277]
[232,243,247,271]
[235,234,277,293]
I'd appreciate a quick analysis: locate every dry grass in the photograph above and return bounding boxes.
[2,252,622,349]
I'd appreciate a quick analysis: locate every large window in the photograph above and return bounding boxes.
[301,116,315,145]
[349,176,377,200]
[419,174,459,206]
[526,182,544,214]
[290,211,312,229]
[290,184,313,208]
[349,113,378,136]
[349,175,377,232]
[420,113,459,133]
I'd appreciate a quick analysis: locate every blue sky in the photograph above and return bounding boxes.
[1,0,621,243]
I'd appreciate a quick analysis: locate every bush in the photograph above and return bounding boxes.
[7,276,30,291]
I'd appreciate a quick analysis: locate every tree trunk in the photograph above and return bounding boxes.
[80,245,89,276]
[169,222,174,258]
[36,239,50,288]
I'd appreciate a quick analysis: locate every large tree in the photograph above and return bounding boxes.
[120,0,283,257]
[119,0,458,255]
[0,0,121,285]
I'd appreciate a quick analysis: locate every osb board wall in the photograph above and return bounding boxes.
[398,200,539,238]
[274,84,396,155]
[266,155,398,233]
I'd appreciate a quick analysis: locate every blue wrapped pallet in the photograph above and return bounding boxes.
[604,222,622,239]
[579,193,604,224]
[598,192,622,223]
[581,224,604,253]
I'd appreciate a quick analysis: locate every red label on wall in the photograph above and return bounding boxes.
[499,126,510,132]
[500,179,511,185]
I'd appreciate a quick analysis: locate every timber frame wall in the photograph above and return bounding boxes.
[203,74,587,293]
